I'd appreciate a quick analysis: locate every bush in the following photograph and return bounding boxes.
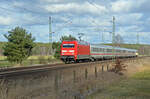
[52,42,61,59]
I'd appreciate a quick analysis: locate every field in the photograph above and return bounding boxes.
[0,55,61,67]
[87,58,150,99]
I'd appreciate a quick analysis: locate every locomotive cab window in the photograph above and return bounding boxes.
[63,44,75,48]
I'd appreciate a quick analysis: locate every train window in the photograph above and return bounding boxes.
[96,48,98,52]
[103,49,105,52]
[93,48,103,52]
[109,49,112,52]
[106,49,108,52]
[107,49,112,52]
[104,49,107,52]
[95,48,97,52]
[63,44,75,48]
[93,48,95,51]
[93,48,96,52]
[92,48,97,52]
[94,48,96,52]
[119,50,121,52]
[99,48,102,52]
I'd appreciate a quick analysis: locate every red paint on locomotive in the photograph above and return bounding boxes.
[61,41,90,62]
[77,42,90,57]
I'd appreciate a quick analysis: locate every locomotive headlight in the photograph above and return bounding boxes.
[62,50,67,52]
[69,50,74,52]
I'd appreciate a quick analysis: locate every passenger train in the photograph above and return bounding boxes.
[61,40,138,63]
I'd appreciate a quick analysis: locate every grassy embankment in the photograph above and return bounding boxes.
[88,61,150,99]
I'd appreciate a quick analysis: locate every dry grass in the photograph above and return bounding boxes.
[87,57,150,99]
[0,79,8,99]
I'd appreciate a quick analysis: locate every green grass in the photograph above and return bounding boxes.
[27,55,55,60]
[132,70,150,80]
[0,61,12,67]
[0,55,55,60]
[0,55,61,67]
[87,70,150,99]
[0,56,6,60]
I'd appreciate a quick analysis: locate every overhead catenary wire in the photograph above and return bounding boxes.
[1,0,146,44]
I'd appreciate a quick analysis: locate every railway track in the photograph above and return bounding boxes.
[0,57,144,78]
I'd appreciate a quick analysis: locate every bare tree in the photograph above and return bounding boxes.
[114,34,124,44]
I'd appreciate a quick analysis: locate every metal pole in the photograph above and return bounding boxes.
[102,30,104,43]
[112,16,115,45]
[137,32,139,44]
[49,16,52,55]
[112,16,115,59]
[103,29,106,43]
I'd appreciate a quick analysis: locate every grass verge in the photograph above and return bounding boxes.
[87,69,150,99]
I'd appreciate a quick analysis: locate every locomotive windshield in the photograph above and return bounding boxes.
[63,44,75,48]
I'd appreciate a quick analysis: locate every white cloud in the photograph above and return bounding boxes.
[44,2,107,15]
[0,16,13,25]
[41,0,84,3]
[111,0,133,13]
[13,1,24,7]
[118,25,143,35]
[41,0,65,3]
[116,13,143,25]
[111,0,146,13]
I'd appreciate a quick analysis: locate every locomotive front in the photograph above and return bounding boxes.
[61,41,77,63]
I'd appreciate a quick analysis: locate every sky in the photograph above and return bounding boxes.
[0,0,150,44]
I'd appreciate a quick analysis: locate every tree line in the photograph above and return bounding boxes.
[1,26,150,65]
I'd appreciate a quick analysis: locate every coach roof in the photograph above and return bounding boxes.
[90,44,137,52]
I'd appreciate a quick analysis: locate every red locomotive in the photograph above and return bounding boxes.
[61,41,90,63]
[61,40,138,63]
